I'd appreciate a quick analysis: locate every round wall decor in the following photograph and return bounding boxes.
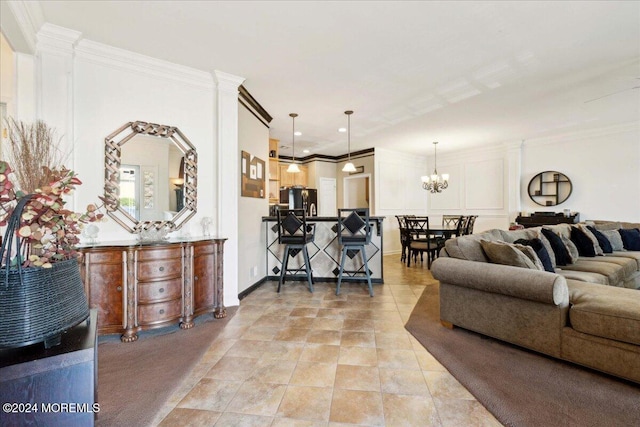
[527,171,572,206]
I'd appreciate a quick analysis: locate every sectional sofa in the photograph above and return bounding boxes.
[430,221,640,384]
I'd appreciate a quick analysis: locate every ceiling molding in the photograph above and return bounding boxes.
[36,23,81,55]
[522,121,639,147]
[239,85,272,126]
[279,148,375,164]
[1,0,44,53]
[74,38,214,90]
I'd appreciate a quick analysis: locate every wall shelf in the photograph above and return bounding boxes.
[527,171,572,206]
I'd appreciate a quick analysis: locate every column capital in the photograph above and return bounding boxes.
[213,70,245,92]
[36,23,82,55]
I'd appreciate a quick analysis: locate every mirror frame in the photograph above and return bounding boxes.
[104,121,197,233]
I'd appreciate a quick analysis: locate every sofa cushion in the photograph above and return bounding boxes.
[557,269,608,285]
[541,228,572,266]
[587,225,612,254]
[601,230,624,251]
[560,259,627,287]
[567,280,640,346]
[480,240,543,270]
[570,226,597,257]
[582,256,638,279]
[593,221,623,231]
[619,228,640,251]
[610,251,640,270]
[443,229,503,262]
[514,238,554,272]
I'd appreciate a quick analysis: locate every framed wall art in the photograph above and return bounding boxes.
[241,150,266,198]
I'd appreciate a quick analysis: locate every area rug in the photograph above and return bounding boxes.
[405,285,640,427]
[96,309,235,427]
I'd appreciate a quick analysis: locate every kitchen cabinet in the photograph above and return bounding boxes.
[280,164,308,187]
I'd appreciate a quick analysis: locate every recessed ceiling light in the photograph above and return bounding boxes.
[294,131,302,136]
[338,128,347,133]
[302,149,310,153]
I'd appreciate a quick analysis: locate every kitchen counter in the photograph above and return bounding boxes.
[262,216,384,283]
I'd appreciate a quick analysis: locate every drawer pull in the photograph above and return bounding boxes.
[159,309,165,315]
[194,276,198,281]
[116,286,122,292]
[159,287,165,293]
[159,266,165,272]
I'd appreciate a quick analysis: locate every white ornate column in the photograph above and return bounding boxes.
[506,140,523,223]
[213,70,245,308]
[35,23,81,172]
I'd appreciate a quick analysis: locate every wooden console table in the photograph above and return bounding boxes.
[78,237,226,342]
[0,310,98,426]
[516,213,580,228]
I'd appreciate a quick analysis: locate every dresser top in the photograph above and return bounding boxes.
[77,236,226,249]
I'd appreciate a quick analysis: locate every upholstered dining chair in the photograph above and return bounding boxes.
[336,208,374,297]
[463,215,478,235]
[276,208,315,293]
[405,217,440,269]
[395,215,411,263]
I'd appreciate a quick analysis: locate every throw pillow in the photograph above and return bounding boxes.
[577,224,603,255]
[601,230,624,251]
[561,235,579,263]
[480,240,542,270]
[540,228,572,266]
[619,228,640,251]
[587,225,613,253]
[570,226,596,257]
[536,231,556,268]
[514,238,555,272]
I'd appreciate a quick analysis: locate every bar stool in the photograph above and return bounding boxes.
[276,209,314,293]
[336,208,374,297]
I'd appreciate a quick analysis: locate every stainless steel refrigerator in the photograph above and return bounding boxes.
[280,187,318,216]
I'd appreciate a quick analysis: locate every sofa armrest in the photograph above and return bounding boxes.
[431,257,568,306]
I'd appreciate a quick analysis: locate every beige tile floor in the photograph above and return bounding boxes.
[154,255,501,426]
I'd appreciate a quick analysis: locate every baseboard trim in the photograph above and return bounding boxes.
[238,277,267,300]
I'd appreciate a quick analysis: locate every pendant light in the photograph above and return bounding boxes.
[421,141,449,193]
[286,113,301,173]
[342,110,357,173]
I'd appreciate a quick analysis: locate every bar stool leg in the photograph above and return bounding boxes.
[302,245,314,293]
[360,245,373,297]
[278,245,290,293]
[336,246,348,296]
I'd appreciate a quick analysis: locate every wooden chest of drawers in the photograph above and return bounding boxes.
[80,238,226,342]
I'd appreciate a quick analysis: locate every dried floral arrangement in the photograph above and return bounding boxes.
[0,119,103,268]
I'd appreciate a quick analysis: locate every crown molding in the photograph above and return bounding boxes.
[36,23,81,55]
[239,85,272,125]
[279,148,375,164]
[2,0,44,53]
[213,70,245,92]
[74,39,214,90]
[522,121,639,147]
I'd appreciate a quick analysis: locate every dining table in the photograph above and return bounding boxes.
[399,217,462,266]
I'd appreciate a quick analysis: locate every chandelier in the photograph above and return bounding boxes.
[421,141,449,193]
[286,113,300,173]
[341,110,357,173]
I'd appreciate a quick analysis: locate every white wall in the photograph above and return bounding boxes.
[425,143,519,234]
[12,24,244,307]
[0,33,14,112]
[521,123,640,222]
[238,104,269,293]
[375,147,428,254]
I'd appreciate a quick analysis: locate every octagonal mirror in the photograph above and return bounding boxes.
[104,121,197,233]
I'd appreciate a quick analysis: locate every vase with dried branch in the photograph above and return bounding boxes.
[0,119,105,348]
